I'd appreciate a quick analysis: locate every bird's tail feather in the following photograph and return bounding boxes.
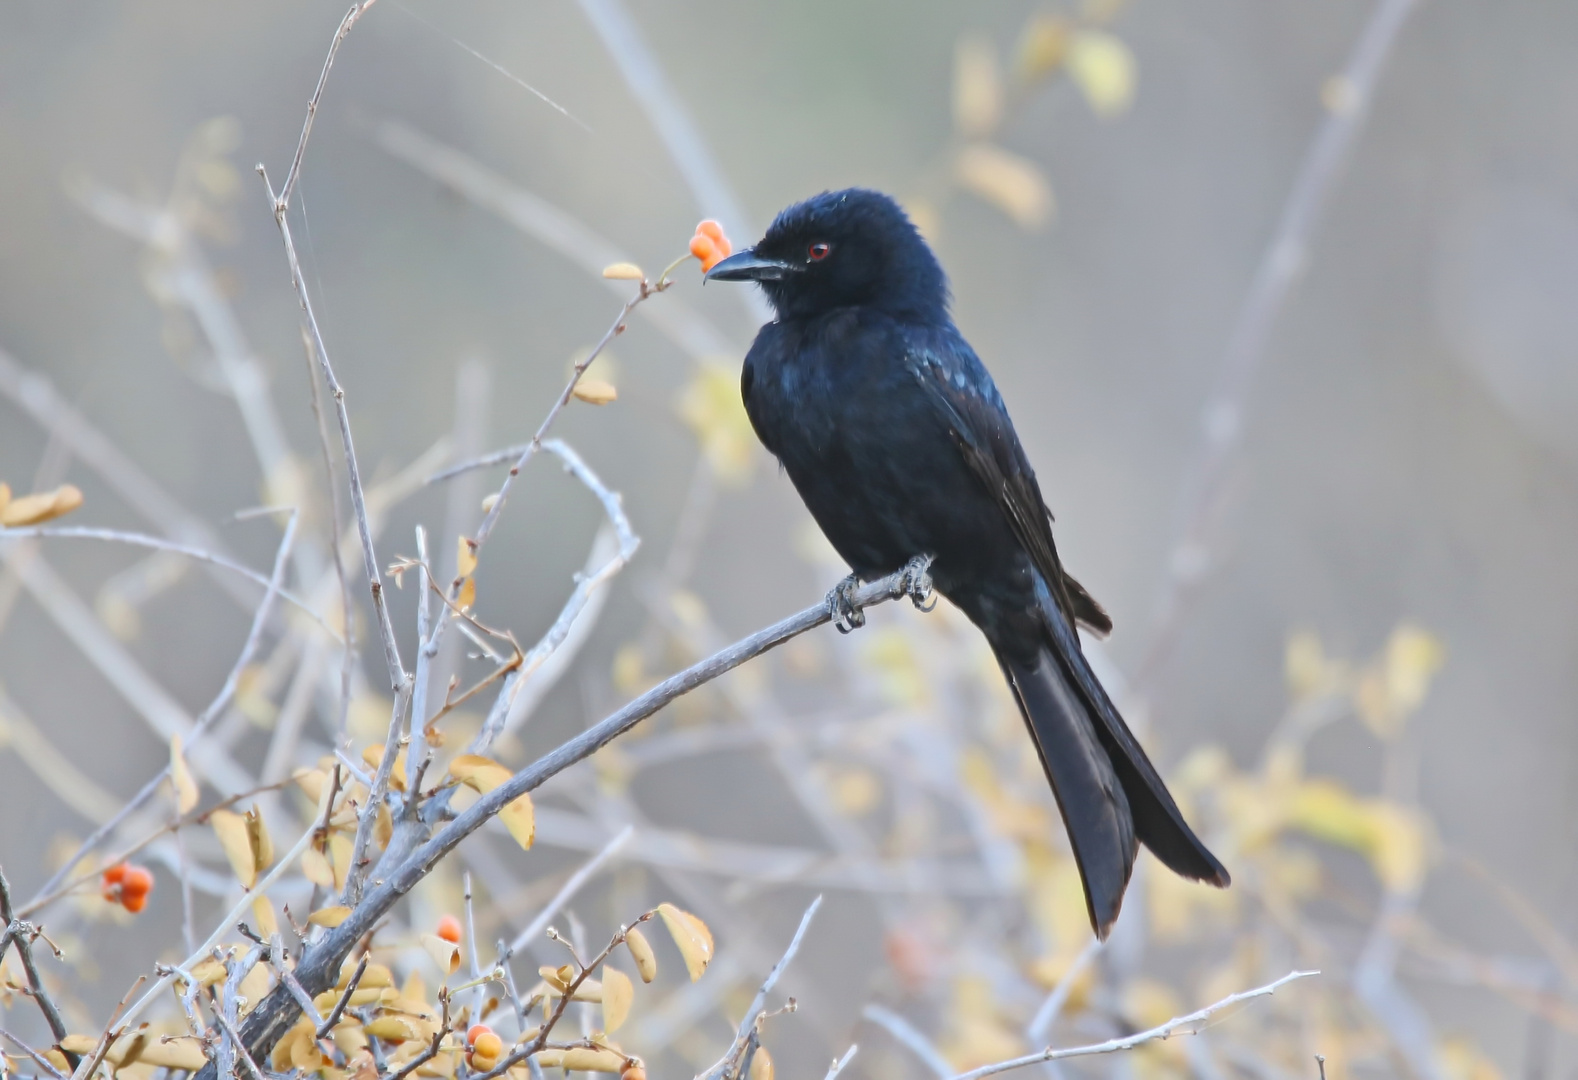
[998,646,1136,938]
[999,630,1231,938]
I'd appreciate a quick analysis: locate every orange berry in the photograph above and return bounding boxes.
[435,914,463,944]
[467,1029,503,1071]
[121,866,154,899]
[102,862,128,886]
[697,220,725,243]
[689,233,719,263]
[621,1065,647,1080]
[122,892,148,915]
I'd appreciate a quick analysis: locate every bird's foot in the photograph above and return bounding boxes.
[826,573,866,634]
[900,554,937,612]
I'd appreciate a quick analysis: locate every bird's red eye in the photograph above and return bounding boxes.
[808,242,831,261]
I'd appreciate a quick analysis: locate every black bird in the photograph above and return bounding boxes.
[706,189,1229,937]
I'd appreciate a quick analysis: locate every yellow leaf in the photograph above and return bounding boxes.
[656,903,713,981]
[456,536,478,579]
[625,927,657,983]
[749,1047,774,1080]
[252,894,280,939]
[572,378,619,405]
[953,36,1002,138]
[314,987,384,1011]
[448,755,534,850]
[1014,14,1072,83]
[422,932,461,975]
[601,967,633,1033]
[211,809,260,888]
[362,744,408,792]
[456,577,476,612]
[170,735,199,814]
[328,832,353,892]
[0,484,83,527]
[245,805,273,871]
[601,262,643,281]
[294,766,329,806]
[954,144,1054,230]
[534,1048,627,1073]
[365,1016,425,1042]
[237,962,271,1016]
[676,365,757,485]
[0,482,9,516]
[185,959,229,987]
[1384,623,1445,719]
[309,905,353,928]
[1067,30,1136,117]
[302,842,336,888]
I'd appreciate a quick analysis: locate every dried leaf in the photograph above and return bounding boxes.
[456,577,477,612]
[308,905,353,928]
[422,932,461,975]
[1067,30,1136,116]
[238,962,271,1016]
[1014,13,1072,83]
[252,893,280,939]
[953,36,1003,138]
[625,927,657,982]
[456,536,478,579]
[0,484,84,527]
[601,966,633,1033]
[601,262,644,281]
[954,144,1054,230]
[656,903,713,981]
[302,841,336,888]
[362,744,408,792]
[210,808,259,888]
[447,754,534,850]
[534,1048,627,1072]
[365,1015,426,1042]
[245,805,273,870]
[749,1047,775,1080]
[170,735,199,814]
[572,378,619,405]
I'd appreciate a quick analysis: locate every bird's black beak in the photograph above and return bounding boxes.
[704,248,801,283]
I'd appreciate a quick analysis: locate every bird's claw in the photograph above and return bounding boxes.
[901,554,937,612]
[826,574,866,634]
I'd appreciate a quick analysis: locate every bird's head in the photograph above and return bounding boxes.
[705,188,948,322]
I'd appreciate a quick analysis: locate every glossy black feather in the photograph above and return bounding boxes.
[717,189,1228,936]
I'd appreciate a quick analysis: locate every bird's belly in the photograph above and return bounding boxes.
[779,416,1026,593]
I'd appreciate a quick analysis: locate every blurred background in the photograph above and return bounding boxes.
[3,1,1577,1078]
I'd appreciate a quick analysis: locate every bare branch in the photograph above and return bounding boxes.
[699,894,823,1080]
[949,971,1320,1080]
[505,826,633,956]
[200,564,927,1078]
[0,867,75,1067]
[28,512,301,908]
[1026,936,1103,1042]
[862,1005,952,1079]
[279,2,379,211]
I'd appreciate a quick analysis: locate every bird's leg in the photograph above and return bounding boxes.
[826,573,865,634]
[900,554,937,612]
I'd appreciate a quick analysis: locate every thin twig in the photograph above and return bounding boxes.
[0,525,329,632]
[505,826,633,956]
[950,971,1320,1080]
[824,1045,860,1080]
[0,1027,68,1080]
[316,955,367,1038]
[1026,937,1103,1042]
[863,1004,952,1079]
[1140,0,1422,683]
[279,2,379,210]
[0,867,76,1067]
[699,895,824,1080]
[201,565,926,1079]
[28,513,302,908]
